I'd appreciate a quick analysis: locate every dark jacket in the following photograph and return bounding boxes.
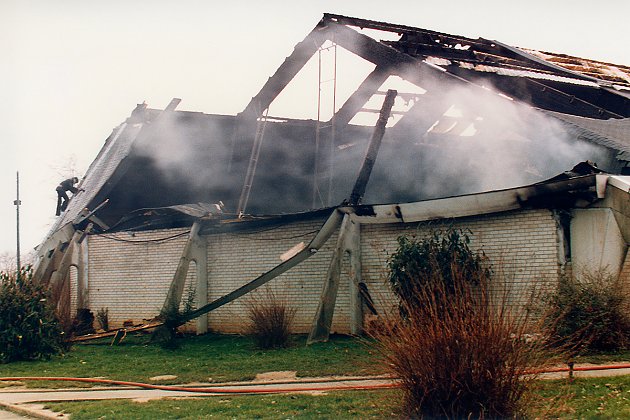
[57,178,78,194]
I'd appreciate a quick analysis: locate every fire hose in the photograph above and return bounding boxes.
[0,376,397,394]
[1,363,629,395]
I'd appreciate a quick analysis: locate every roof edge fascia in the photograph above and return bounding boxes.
[340,175,599,224]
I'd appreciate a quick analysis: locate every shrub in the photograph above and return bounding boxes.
[387,228,490,314]
[96,307,109,331]
[375,231,547,418]
[152,282,197,349]
[544,270,630,353]
[0,266,67,363]
[69,308,96,337]
[245,288,296,349]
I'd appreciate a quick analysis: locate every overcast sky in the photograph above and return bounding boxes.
[1,0,629,260]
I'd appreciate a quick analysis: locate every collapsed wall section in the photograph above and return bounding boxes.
[86,208,560,333]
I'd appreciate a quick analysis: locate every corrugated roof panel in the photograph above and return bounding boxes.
[545,111,630,158]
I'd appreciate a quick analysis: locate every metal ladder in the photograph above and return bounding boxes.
[237,105,269,217]
[312,41,338,209]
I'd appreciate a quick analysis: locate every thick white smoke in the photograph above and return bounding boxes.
[129,58,612,214]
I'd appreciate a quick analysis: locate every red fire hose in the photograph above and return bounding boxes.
[528,363,630,374]
[0,376,397,394]
[1,363,629,395]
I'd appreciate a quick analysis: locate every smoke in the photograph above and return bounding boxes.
[335,75,610,205]
[131,112,319,214]
[128,75,611,216]
[136,113,238,192]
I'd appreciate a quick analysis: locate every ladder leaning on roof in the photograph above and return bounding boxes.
[237,105,270,217]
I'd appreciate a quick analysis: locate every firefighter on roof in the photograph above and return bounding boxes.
[55,177,80,216]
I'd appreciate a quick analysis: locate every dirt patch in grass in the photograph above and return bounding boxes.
[253,371,297,382]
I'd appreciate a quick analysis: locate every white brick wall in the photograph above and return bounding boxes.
[360,209,560,314]
[205,219,341,333]
[88,229,192,327]
[87,208,561,333]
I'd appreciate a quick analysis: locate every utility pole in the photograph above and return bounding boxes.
[14,171,21,281]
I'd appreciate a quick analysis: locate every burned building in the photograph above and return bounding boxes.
[34,14,630,340]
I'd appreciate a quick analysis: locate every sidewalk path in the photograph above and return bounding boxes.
[1,366,628,419]
[0,376,395,419]
[0,409,29,420]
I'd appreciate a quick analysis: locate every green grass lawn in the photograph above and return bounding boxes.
[43,376,630,419]
[572,350,630,365]
[2,332,629,418]
[529,375,630,418]
[46,390,402,419]
[0,333,382,387]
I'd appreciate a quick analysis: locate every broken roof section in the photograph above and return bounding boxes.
[243,13,629,125]
[42,13,630,247]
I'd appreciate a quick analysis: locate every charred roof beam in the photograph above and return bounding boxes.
[242,17,505,131]
[323,14,555,71]
[385,40,476,61]
[535,81,630,117]
[389,90,464,138]
[322,13,475,46]
[447,66,625,119]
[240,24,328,120]
[328,65,392,134]
[323,21,492,97]
[487,39,611,85]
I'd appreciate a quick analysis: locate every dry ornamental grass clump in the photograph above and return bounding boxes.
[246,287,296,349]
[376,230,550,418]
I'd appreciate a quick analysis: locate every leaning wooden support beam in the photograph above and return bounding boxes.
[161,221,203,316]
[307,214,351,344]
[307,215,363,343]
[177,209,344,326]
[40,230,81,291]
[32,223,77,287]
[308,90,397,343]
[349,89,397,205]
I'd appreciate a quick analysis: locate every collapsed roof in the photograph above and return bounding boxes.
[45,13,630,239]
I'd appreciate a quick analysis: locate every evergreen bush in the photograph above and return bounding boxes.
[387,228,490,313]
[0,266,67,363]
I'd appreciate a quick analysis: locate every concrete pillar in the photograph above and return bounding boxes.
[77,239,89,309]
[345,218,363,336]
[570,208,627,280]
[48,232,81,308]
[193,237,208,334]
[161,221,202,315]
